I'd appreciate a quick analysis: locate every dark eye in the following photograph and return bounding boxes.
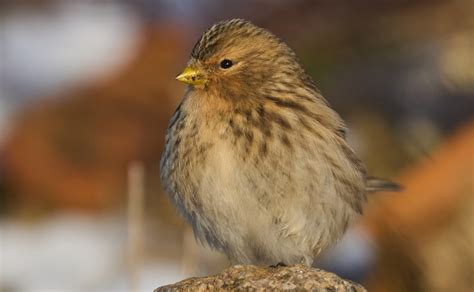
[220,59,233,69]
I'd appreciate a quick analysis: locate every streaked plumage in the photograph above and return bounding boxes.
[160,19,399,266]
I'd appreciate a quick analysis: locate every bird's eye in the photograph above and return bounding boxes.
[220,59,233,69]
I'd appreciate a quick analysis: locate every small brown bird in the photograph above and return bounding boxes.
[160,19,399,266]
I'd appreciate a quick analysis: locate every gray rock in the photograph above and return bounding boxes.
[155,264,366,291]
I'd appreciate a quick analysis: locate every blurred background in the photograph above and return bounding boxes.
[0,0,473,291]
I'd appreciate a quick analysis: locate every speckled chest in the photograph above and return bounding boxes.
[160,104,215,215]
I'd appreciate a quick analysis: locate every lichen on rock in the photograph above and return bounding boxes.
[155,264,366,291]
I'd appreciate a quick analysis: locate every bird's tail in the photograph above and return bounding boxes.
[366,177,402,193]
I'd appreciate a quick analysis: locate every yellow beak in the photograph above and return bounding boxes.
[176,66,205,85]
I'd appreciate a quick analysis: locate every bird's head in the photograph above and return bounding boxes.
[176,19,307,101]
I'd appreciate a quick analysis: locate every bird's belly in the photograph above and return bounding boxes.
[173,140,345,265]
[167,132,359,265]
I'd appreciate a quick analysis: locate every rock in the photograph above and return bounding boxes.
[155,264,366,291]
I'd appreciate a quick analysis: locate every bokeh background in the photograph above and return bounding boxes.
[0,1,473,291]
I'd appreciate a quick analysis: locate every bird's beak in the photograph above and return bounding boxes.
[176,66,205,86]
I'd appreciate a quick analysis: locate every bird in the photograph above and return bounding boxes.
[160,19,400,267]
